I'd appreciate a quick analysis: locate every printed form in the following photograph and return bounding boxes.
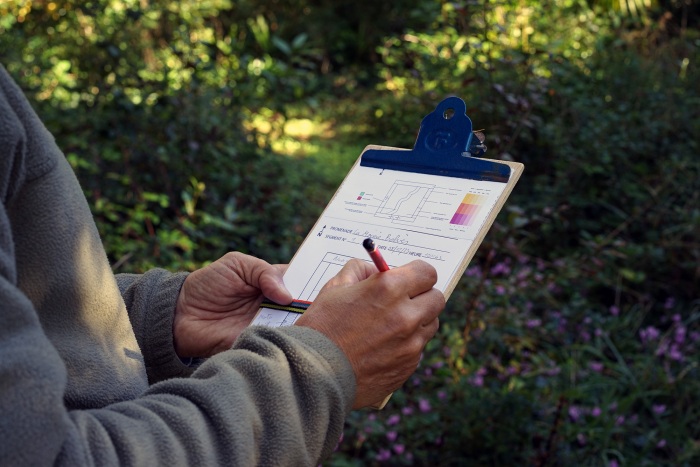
[252,162,508,327]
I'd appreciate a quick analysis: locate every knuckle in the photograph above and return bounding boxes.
[344,258,363,270]
[384,315,412,338]
[223,251,243,262]
[409,259,438,282]
[410,335,428,356]
[373,275,402,299]
[422,262,439,283]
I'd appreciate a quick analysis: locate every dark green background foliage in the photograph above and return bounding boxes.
[2,0,698,464]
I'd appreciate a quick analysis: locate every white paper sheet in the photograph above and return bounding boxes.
[252,163,508,327]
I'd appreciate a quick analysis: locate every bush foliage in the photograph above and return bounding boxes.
[2,0,698,464]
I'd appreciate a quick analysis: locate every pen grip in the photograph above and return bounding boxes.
[368,249,389,272]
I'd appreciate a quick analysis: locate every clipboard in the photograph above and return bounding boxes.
[250,97,523,404]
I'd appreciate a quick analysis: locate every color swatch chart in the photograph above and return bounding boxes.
[450,193,487,226]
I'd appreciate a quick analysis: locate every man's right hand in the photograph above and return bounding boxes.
[295,259,445,409]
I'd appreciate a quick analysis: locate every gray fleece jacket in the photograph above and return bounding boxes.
[0,64,355,466]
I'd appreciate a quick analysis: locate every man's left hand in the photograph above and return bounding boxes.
[173,252,292,358]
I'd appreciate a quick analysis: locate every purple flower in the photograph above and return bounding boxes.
[418,399,432,413]
[491,262,510,275]
[393,444,405,455]
[691,331,700,343]
[470,375,484,387]
[664,297,675,309]
[591,406,602,417]
[672,313,681,323]
[465,266,480,277]
[545,366,561,376]
[609,460,619,467]
[610,305,620,316]
[655,340,669,357]
[495,285,506,295]
[675,326,686,344]
[375,449,391,461]
[668,345,683,361]
[652,404,666,415]
[657,439,667,448]
[386,431,398,442]
[401,407,414,416]
[516,268,530,280]
[526,318,542,329]
[568,406,582,422]
[640,326,660,342]
[386,414,401,426]
[438,390,447,401]
[433,361,445,369]
[615,415,625,426]
[577,433,587,446]
[589,361,604,372]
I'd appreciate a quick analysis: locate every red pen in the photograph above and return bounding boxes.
[362,238,390,272]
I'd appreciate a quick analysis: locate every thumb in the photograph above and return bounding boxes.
[257,264,293,305]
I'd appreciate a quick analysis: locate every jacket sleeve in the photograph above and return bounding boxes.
[0,251,355,465]
[0,63,356,466]
[115,270,194,383]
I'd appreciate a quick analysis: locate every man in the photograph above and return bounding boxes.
[0,64,445,465]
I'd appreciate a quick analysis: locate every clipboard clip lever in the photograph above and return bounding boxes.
[361,97,510,183]
[466,129,487,158]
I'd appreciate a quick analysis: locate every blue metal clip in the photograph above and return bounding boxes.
[361,97,510,182]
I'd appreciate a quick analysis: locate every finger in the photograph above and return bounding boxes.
[385,260,440,299]
[273,264,289,275]
[321,258,376,291]
[410,288,446,324]
[224,252,293,304]
[419,317,440,341]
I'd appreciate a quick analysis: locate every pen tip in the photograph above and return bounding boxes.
[362,238,375,251]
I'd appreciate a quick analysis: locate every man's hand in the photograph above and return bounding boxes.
[174,252,293,358]
[295,259,445,409]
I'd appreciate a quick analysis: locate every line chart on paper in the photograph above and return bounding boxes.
[374,181,435,224]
